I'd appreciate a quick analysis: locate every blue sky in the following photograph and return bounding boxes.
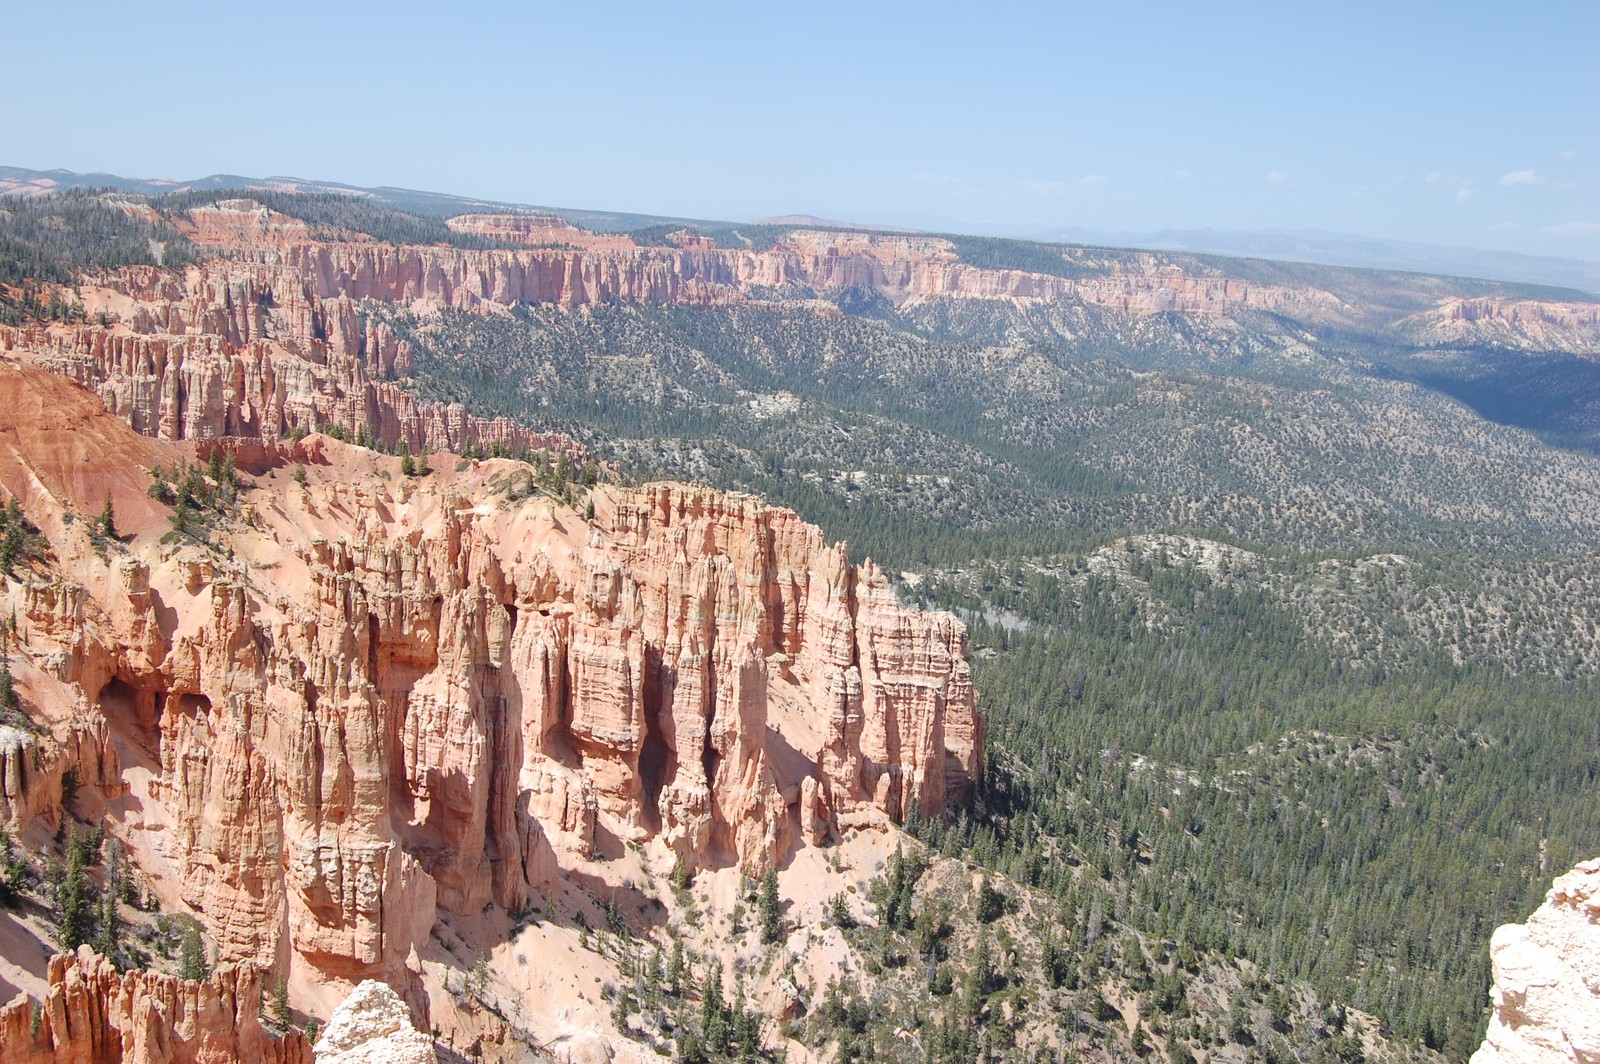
[4,1,1595,259]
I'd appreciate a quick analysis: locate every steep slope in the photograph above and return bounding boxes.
[0,358,977,1052]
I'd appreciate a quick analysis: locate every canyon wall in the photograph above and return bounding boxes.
[0,361,979,1021]
[6,200,1596,467]
[230,227,1354,321]
[1397,297,1600,353]
[2,201,601,456]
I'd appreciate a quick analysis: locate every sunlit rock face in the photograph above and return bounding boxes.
[0,360,979,1026]
[1472,859,1600,1064]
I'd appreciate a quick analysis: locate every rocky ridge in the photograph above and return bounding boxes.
[4,197,1597,481]
[0,296,585,463]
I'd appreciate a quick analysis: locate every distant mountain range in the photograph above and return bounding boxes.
[5,165,1595,294]
[1036,225,1600,296]
[0,164,721,234]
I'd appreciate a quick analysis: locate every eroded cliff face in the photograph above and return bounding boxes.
[5,200,1596,469]
[207,225,1355,321]
[0,948,310,1064]
[0,298,584,463]
[1472,858,1600,1064]
[0,360,979,1031]
[1398,297,1600,353]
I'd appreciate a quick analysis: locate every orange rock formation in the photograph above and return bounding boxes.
[0,360,979,1043]
[0,948,310,1063]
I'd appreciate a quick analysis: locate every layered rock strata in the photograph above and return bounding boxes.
[6,198,1597,466]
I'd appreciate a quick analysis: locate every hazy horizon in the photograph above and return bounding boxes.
[5,1,1595,261]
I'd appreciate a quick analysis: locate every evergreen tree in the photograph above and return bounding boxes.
[758,869,781,944]
[1041,933,1065,988]
[701,965,729,1054]
[0,828,20,906]
[667,939,685,992]
[828,892,855,930]
[98,492,117,539]
[55,827,90,950]
[0,502,23,573]
[92,876,121,965]
[975,873,1006,923]
[0,641,18,715]
[179,919,209,981]
[878,846,919,932]
[961,932,992,1020]
[271,978,291,1026]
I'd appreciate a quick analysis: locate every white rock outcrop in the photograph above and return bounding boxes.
[315,980,436,1064]
[1473,858,1600,1063]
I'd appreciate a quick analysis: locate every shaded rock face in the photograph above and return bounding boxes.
[314,980,435,1064]
[0,947,311,1063]
[1472,858,1600,1064]
[0,362,979,1016]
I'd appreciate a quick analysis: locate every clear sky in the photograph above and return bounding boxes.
[4,0,1596,259]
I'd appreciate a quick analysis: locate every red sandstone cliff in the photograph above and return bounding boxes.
[6,199,1595,465]
[0,948,310,1063]
[1396,296,1600,353]
[0,299,584,462]
[197,227,1356,321]
[0,360,979,1036]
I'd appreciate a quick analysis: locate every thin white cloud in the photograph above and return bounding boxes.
[1540,221,1600,237]
[1078,174,1107,188]
[1266,170,1292,187]
[1560,149,1578,160]
[911,171,981,199]
[1020,180,1064,196]
[1424,172,1444,184]
[1454,187,1475,205]
[1498,169,1542,188]
[1487,221,1525,233]
[1173,169,1193,183]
